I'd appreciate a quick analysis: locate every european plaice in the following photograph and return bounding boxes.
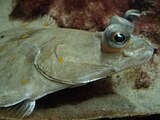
[0,11,154,118]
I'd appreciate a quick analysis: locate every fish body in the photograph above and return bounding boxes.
[0,15,154,118]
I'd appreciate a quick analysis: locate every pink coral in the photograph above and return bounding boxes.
[9,0,160,42]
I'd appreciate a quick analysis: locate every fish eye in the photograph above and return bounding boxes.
[112,32,127,44]
[101,24,131,53]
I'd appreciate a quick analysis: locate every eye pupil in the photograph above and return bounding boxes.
[114,33,125,43]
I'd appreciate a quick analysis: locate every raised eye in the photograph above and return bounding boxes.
[101,24,131,53]
[113,32,126,44]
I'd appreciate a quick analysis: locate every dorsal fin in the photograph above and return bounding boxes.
[21,15,57,28]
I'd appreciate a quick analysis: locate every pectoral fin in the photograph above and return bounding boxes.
[8,99,36,118]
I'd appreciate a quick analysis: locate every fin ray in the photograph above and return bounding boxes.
[8,99,36,118]
[23,15,57,28]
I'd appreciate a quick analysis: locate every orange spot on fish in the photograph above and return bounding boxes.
[43,23,49,27]
[21,79,29,85]
[21,34,29,39]
[58,56,64,63]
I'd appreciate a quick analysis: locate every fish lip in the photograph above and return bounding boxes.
[119,45,154,72]
[135,43,154,65]
[141,50,154,63]
[136,46,154,66]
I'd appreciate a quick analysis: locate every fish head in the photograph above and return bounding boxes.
[35,16,154,85]
[100,16,154,71]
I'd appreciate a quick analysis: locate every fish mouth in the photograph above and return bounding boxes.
[126,44,154,70]
[113,38,155,73]
[137,49,154,65]
[139,41,155,61]
[139,40,156,64]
